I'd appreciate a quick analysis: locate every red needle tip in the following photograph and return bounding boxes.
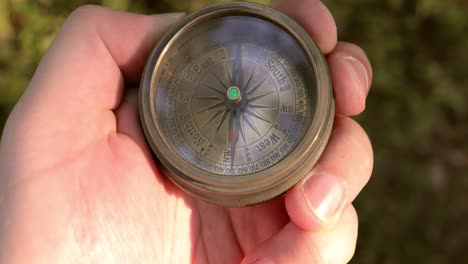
[229,129,239,140]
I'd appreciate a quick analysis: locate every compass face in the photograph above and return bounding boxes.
[140,3,334,206]
[154,16,316,176]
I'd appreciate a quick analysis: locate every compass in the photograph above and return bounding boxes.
[139,2,334,206]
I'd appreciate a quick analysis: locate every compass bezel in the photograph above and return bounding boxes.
[139,2,334,206]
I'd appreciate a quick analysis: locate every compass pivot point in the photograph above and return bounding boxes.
[227,86,242,104]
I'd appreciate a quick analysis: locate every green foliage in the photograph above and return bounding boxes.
[324,0,468,263]
[0,0,467,262]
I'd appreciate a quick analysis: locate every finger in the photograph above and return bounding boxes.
[285,116,373,231]
[242,206,358,264]
[272,0,337,54]
[31,6,183,108]
[16,6,184,132]
[2,6,184,169]
[113,87,170,183]
[115,88,149,149]
[328,42,373,116]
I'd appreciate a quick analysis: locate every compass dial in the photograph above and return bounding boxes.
[140,3,334,206]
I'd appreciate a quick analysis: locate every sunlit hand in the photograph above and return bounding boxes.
[0,1,373,263]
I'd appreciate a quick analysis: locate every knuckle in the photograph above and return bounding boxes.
[354,121,374,176]
[304,239,342,264]
[67,5,102,24]
[337,117,374,175]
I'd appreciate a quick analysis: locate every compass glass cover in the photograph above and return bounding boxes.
[151,15,317,176]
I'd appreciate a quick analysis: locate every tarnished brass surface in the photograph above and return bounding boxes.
[139,2,334,206]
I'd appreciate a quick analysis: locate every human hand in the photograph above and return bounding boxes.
[0,1,373,263]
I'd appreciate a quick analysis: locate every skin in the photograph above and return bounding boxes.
[0,0,373,263]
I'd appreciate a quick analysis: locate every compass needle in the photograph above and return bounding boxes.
[233,44,244,87]
[139,2,334,206]
[224,63,233,84]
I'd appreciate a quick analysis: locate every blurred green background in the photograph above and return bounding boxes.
[0,0,467,263]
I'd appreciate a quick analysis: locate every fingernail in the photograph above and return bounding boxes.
[302,172,348,223]
[344,56,369,96]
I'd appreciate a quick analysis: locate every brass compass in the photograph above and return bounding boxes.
[139,2,334,206]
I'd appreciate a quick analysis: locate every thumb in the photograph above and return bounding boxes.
[241,206,358,264]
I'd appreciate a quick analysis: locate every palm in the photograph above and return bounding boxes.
[34,102,287,263]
